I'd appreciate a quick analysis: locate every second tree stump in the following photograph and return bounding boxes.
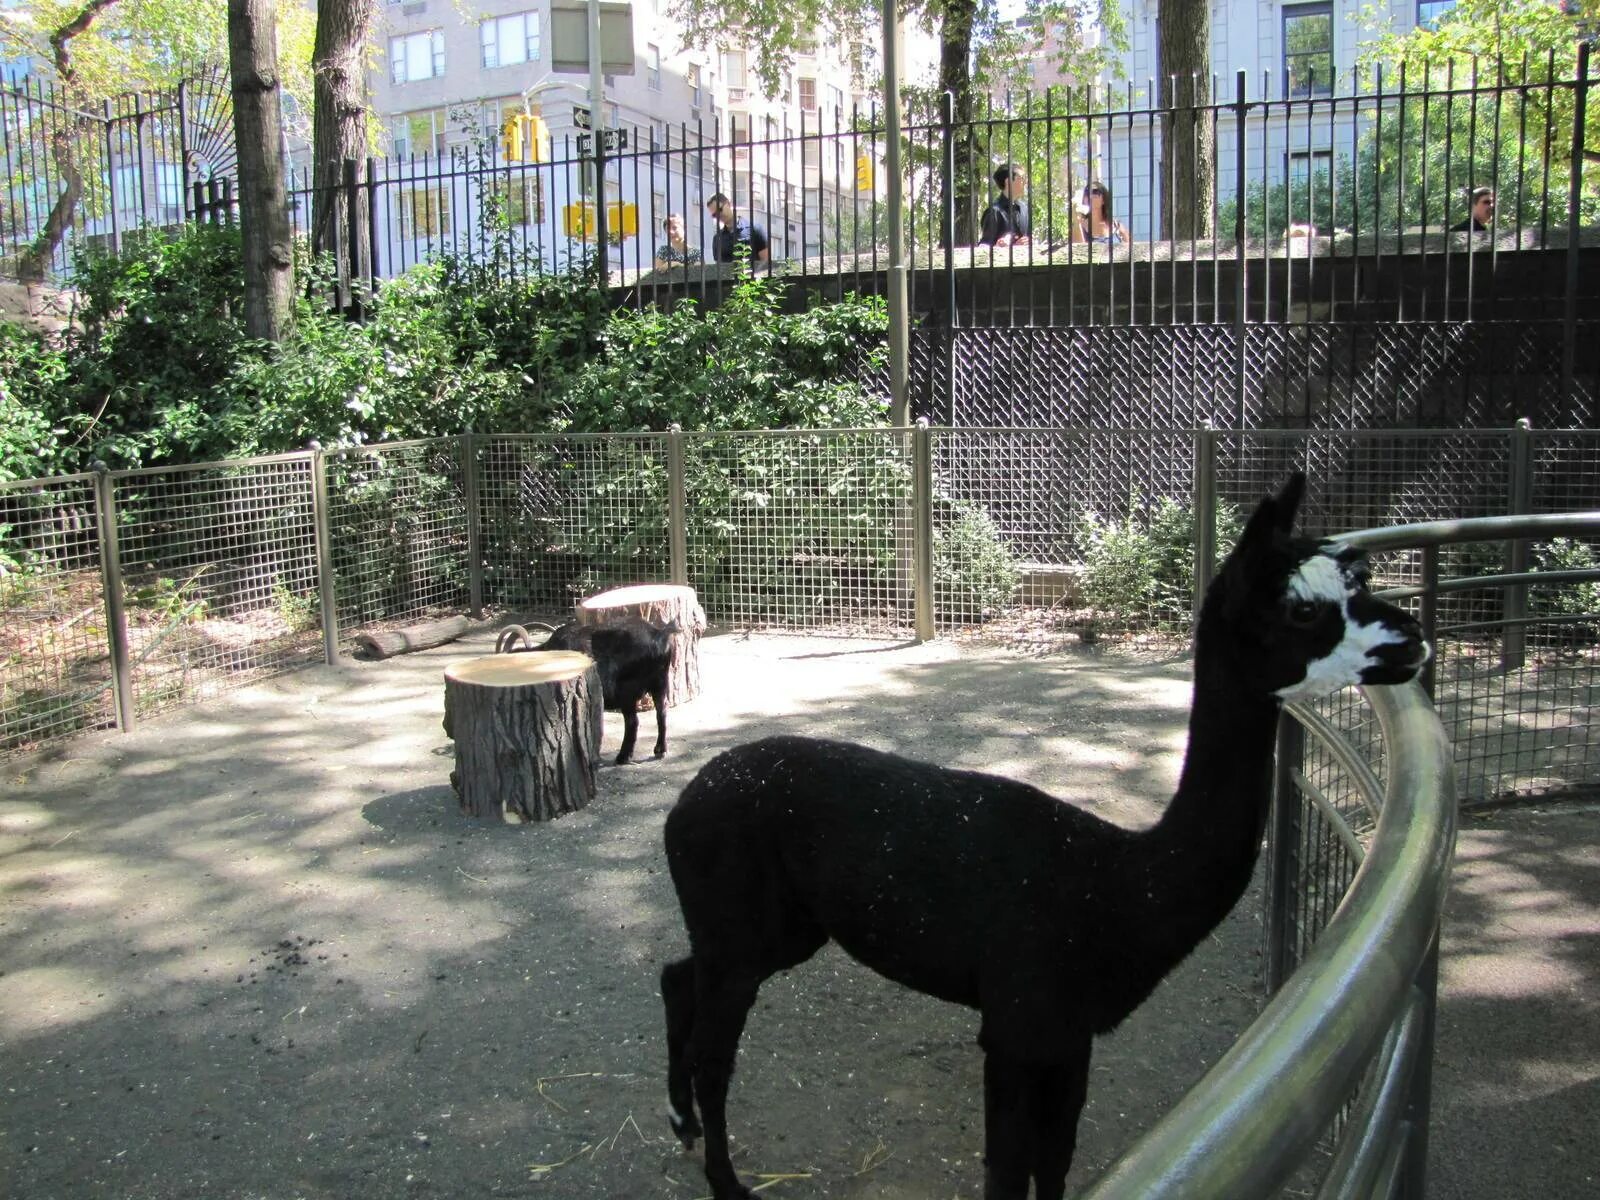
[574,583,707,708]
[443,651,602,822]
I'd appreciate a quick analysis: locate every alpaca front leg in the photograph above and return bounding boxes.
[615,708,639,764]
[982,1053,1033,1200]
[1027,1043,1092,1200]
[691,969,762,1200]
[651,686,668,757]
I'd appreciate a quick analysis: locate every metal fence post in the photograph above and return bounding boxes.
[1398,939,1443,1200]
[309,443,340,665]
[1193,420,1219,627]
[462,432,484,618]
[667,424,688,586]
[1265,711,1305,993]
[940,90,958,420]
[93,462,136,732]
[1420,544,1440,700]
[912,419,935,642]
[1503,418,1533,672]
[1561,42,1591,405]
[343,157,364,319]
[1232,71,1249,427]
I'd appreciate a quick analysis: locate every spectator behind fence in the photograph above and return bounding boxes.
[654,213,702,270]
[1072,180,1126,246]
[1452,186,1495,233]
[707,193,769,265]
[978,163,1031,247]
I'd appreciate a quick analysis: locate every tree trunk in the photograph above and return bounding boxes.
[443,652,603,822]
[310,0,375,302]
[573,583,707,709]
[1157,0,1215,241]
[228,0,295,341]
[939,0,980,246]
[17,0,121,283]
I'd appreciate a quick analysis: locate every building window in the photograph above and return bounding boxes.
[1287,150,1334,190]
[798,77,817,111]
[722,50,746,89]
[481,11,540,69]
[850,42,873,81]
[1416,1,1455,28]
[398,186,451,239]
[781,71,793,105]
[390,30,445,84]
[393,109,448,157]
[647,43,661,89]
[828,85,844,117]
[688,63,702,108]
[1283,4,1334,97]
[495,176,543,226]
[155,162,185,211]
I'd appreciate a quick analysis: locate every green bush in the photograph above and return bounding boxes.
[1078,495,1243,630]
[0,325,69,482]
[1529,538,1600,641]
[934,499,1021,619]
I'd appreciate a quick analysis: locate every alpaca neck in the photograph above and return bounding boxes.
[1138,634,1283,968]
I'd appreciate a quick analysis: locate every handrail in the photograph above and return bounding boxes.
[1336,512,1600,552]
[1077,680,1455,1197]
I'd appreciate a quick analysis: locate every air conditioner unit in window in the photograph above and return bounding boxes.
[728,86,746,103]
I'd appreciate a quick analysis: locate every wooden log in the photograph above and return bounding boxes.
[354,615,473,660]
[442,651,602,822]
[573,583,707,708]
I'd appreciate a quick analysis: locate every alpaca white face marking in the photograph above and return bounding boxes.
[1275,546,1420,701]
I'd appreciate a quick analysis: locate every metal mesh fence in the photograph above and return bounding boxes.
[0,475,112,752]
[681,430,914,634]
[108,456,323,718]
[477,434,671,615]
[324,440,470,632]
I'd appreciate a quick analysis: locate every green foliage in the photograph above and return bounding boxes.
[0,325,70,483]
[1529,537,1600,640]
[1078,494,1243,630]
[934,499,1021,618]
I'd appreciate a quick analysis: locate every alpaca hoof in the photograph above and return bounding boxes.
[614,752,633,765]
[653,746,667,758]
[667,1109,701,1148]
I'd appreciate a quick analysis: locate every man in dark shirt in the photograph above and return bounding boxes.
[1452,186,1495,232]
[707,193,770,265]
[979,163,1031,247]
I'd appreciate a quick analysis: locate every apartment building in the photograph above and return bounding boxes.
[368,0,906,270]
[1093,0,1447,239]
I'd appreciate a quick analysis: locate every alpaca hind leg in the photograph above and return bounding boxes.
[981,1053,1033,1200]
[690,965,763,1200]
[661,957,702,1146]
[1028,1041,1092,1200]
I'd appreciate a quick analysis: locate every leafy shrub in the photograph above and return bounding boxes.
[0,325,69,482]
[1529,538,1600,642]
[934,499,1020,619]
[1078,495,1243,630]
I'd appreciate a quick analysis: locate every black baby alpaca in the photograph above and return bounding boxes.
[658,474,1429,1200]
[520,617,679,764]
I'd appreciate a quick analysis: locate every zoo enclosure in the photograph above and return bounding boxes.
[2,424,1596,812]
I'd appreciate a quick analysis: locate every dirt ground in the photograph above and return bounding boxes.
[0,627,1593,1199]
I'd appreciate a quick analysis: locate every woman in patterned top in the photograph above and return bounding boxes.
[654,213,702,270]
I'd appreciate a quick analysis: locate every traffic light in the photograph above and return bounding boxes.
[528,115,551,164]
[855,153,874,192]
[501,115,526,162]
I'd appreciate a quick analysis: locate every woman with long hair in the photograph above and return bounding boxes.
[1072,180,1126,246]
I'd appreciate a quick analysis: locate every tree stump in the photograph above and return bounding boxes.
[443,651,603,822]
[574,584,707,709]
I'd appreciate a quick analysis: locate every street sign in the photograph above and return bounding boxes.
[549,1,636,75]
[573,105,591,131]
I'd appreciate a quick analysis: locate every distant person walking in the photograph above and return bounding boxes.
[706,193,769,265]
[979,163,1031,247]
[1452,186,1495,232]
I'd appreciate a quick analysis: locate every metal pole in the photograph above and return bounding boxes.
[310,443,340,665]
[941,90,958,424]
[588,0,609,282]
[883,0,909,425]
[462,433,484,618]
[1560,42,1591,405]
[93,463,136,732]
[1232,72,1248,427]
[912,418,935,641]
[1503,417,1533,672]
[667,424,688,586]
[1193,420,1219,627]
[1265,712,1306,993]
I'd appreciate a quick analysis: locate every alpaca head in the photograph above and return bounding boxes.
[1209,473,1430,701]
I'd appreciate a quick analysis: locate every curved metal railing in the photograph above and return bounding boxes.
[1078,512,1600,1197]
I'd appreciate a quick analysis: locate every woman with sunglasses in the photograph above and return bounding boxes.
[1072,180,1126,247]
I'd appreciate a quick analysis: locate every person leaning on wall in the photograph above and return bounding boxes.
[654,213,702,270]
[978,163,1031,248]
[1452,186,1495,233]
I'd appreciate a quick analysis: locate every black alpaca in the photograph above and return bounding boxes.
[658,475,1429,1200]
[500,617,680,763]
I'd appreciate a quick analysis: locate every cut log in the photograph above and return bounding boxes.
[354,615,473,660]
[574,584,707,708]
[443,651,603,822]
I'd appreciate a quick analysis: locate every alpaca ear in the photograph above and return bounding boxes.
[1236,471,1306,552]
[1271,472,1306,532]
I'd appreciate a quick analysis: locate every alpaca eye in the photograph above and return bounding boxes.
[1288,600,1322,626]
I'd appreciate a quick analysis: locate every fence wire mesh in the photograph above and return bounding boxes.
[478,434,671,615]
[108,456,323,718]
[325,440,470,632]
[0,475,111,752]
